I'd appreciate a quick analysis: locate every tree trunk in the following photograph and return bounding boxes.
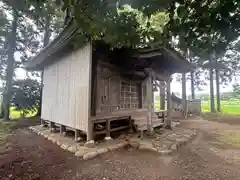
[216,68,221,112]
[147,70,153,133]
[190,71,195,100]
[37,12,51,116]
[209,67,215,113]
[3,9,18,120]
[189,56,195,100]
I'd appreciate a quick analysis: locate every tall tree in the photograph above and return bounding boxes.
[190,59,195,100]
[3,8,18,120]
[215,67,221,112]
[37,4,51,116]
[34,1,64,116]
[11,78,41,116]
[0,0,44,119]
[209,63,215,113]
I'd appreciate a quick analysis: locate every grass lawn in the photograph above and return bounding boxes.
[9,107,37,119]
[216,130,240,148]
[201,100,240,115]
[154,97,240,115]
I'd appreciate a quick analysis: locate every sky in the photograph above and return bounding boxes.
[171,74,236,97]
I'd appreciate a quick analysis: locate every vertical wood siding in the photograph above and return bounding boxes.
[41,43,91,132]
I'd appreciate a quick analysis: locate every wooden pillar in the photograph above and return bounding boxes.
[60,125,66,135]
[74,129,81,142]
[49,121,55,132]
[160,81,165,110]
[181,72,187,118]
[106,120,111,138]
[87,42,94,142]
[166,77,172,129]
[129,117,133,133]
[147,70,153,133]
[40,119,46,127]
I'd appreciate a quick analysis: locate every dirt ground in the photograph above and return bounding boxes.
[1,118,240,180]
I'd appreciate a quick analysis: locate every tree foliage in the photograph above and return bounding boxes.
[0,0,64,119]
[11,78,40,116]
[233,84,240,96]
[167,0,240,53]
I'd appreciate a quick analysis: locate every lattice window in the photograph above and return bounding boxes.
[120,81,139,109]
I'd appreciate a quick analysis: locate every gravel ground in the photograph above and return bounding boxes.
[1,118,240,180]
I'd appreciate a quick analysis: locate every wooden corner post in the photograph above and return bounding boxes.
[181,72,188,118]
[146,69,153,133]
[166,76,172,129]
[160,81,165,110]
[87,42,94,142]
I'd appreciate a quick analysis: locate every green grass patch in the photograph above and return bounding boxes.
[201,100,240,115]
[155,97,240,115]
[216,131,240,148]
[9,107,37,120]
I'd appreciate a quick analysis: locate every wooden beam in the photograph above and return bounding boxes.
[166,77,172,129]
[181,73,187,118]
[134,51,162,58]
[94,125,129,135]
[154,71,169,81]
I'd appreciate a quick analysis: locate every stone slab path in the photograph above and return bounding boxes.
[29,124,196,159]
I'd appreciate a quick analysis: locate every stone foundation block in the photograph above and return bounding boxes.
[83,151,98,160]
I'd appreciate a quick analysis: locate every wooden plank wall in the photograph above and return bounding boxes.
[41,43,92,132]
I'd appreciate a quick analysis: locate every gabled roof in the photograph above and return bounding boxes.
[26,20,193,74]
[133,47,194,73]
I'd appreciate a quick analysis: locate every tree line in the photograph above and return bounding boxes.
[0,0,240,120]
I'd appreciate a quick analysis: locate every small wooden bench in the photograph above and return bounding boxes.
[91,115,132,138]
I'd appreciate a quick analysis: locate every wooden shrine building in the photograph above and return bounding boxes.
[26,20,192,142]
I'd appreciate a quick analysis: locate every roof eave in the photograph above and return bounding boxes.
[25,20,77,70]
